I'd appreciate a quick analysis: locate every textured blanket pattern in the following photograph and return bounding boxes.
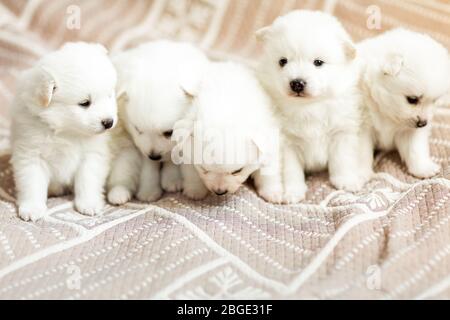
[0,0,449,299]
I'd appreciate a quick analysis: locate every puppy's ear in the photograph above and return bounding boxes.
[180,85,196,100]
[116,90,129,108]
[343,39,357,61]
[61,42,108,55]
[94,43,108,55]
[179,56,208,100]
[383,53,404,76]
[255,26,272,42]
[24,67,56,108]
[179,73,203,100]
[436,92,450,108]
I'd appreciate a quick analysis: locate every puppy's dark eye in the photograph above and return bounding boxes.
[163,130,173,138]
[406,96,420,105]
[279,58,288,68]
[314,59,325,67]
[78,99,91,108]
[232,168,243,175]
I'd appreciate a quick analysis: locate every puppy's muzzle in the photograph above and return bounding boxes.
[214,189,228,196]
[101,118,114,130]
[148,152,162,161]
[416,118,428,128]
[290,79,307,95]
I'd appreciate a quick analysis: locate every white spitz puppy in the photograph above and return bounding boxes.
[106,94,142,205]
[359,29,450,178]
[173,61,281,199]
[11,42,117,221]
[256,10,372,202]
[107,41,210,203]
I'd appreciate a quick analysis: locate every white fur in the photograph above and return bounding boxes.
[173,61,282,199]
[108,40,210,202]
[359,28,450,178]
[106,96,142,205]
[11,42,117,221]
[256,10,372,203]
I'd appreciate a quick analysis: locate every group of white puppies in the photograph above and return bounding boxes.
[11,10,450,221]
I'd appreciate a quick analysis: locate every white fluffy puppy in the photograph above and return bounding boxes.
[256,10,371,202]
[107,41,210,203]
[106,97,142,205]
[173,62,281,199]
[359,28,450,178]
[11,42,117,221]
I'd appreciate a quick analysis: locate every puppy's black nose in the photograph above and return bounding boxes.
[101,119,114,130]
[214,190,228,196]
[148,153,162,161]
[416,119,428,128]
[290,79,307,94]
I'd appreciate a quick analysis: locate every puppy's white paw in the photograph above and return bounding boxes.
[282,184,307,204]
[75,197,105,216]
[18,202,48,222]
[161,171,183,193]
[183,183,209,201]
[136,186,163,203]
[409,161,440,179]
[330,174,366,193]
[107,186,132,205]
[257,185,284,204]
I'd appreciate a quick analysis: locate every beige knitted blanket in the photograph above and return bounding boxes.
[0,0,449,299]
